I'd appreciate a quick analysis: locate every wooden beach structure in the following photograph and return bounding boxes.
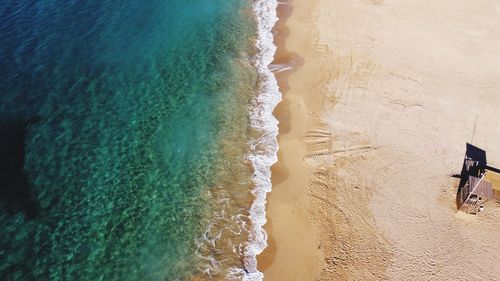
[456,143,500,214]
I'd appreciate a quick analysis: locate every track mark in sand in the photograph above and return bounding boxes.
[309,170,332,191]
[312,39,329,52]
[303,126,334,159]
[303,125,379,164]
[390,100,423,109]
[308,170,352,222]
[306,144,376,160]
[387,71,423,86]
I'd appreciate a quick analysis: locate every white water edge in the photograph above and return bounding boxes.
[239,0,281,280]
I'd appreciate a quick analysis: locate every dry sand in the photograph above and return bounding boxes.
[260,0,500,280]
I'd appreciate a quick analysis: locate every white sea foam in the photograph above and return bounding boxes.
[239,0,281,280]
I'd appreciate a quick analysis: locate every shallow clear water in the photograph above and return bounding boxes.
[0,0,258,280]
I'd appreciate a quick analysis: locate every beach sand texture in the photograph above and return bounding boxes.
[260,0,500,280]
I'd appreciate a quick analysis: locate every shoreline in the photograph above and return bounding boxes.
[257,0,322,279]
[256,0,297,272]
[244,0,281,279]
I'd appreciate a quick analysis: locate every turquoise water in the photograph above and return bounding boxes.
[0,0,258,280]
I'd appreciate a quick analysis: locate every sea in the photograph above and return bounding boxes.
[0,0,279,280]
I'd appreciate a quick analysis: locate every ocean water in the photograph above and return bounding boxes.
[0,0,282,280]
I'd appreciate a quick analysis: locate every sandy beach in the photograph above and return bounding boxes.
[260,0,500,280]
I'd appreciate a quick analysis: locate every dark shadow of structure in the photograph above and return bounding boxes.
[0,119,39,219]
[458,143,487,189]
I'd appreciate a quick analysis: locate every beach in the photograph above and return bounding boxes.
[260,0,500,280]
[2,0,500,280]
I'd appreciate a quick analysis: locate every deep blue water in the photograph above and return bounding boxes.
[0,0,255,280]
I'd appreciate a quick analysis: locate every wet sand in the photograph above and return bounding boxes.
[258,0,322,279]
